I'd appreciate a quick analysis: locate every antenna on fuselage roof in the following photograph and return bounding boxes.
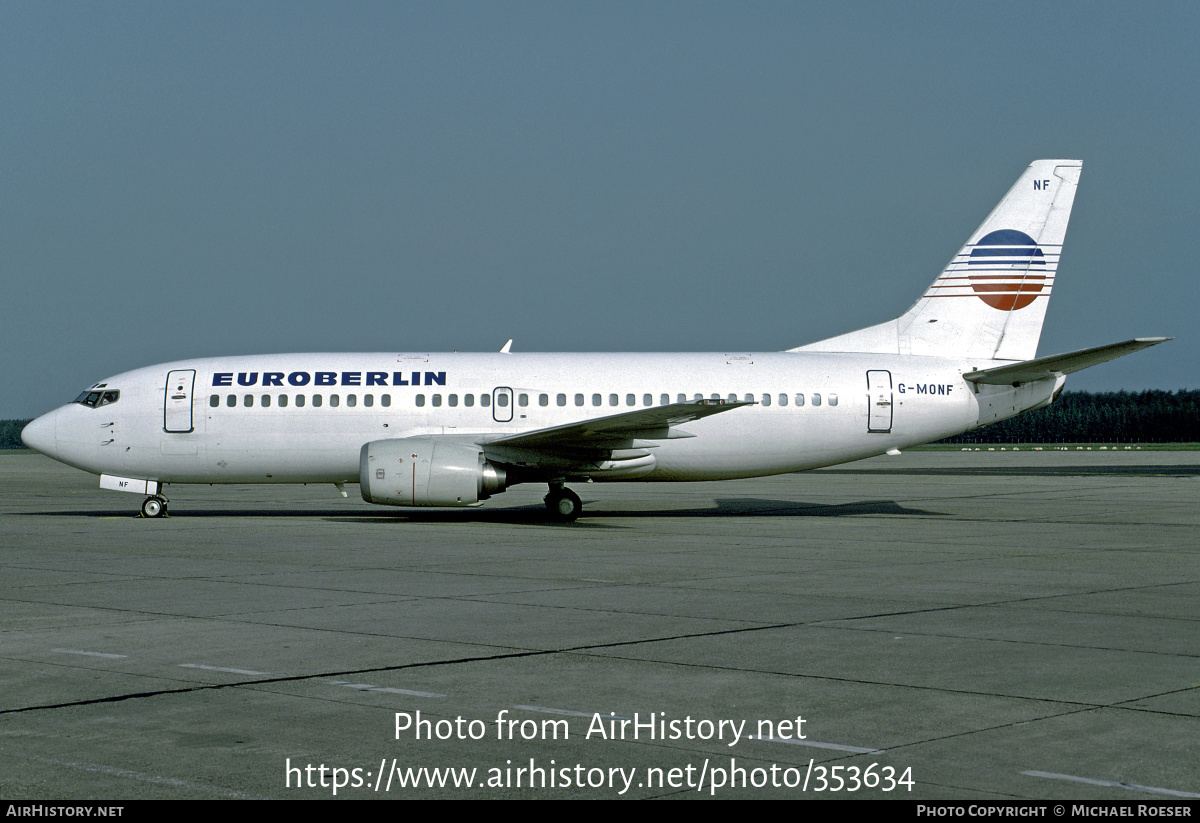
[500,339,513,353]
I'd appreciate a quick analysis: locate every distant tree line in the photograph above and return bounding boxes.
[1,390,1197,449]
[939,389,1200,444]
[1,419,31,449]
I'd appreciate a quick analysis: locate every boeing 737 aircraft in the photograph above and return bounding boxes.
[22,160,1168,521]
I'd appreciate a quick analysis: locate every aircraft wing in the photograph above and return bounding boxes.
[964,337,1171,385]
[480,399,754,453]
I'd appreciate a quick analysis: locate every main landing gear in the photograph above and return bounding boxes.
[544,484,582,523]
[140,495,169,518]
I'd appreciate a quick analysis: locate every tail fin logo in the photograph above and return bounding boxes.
[965,229,1047,311]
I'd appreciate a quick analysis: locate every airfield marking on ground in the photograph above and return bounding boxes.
[1022,771,1200,798]
[51,649,127,659]
[179,663,270,676]
[749,735,884,755]
[20,753,262,799]
[510,705,624,720]
[328,679,445,698]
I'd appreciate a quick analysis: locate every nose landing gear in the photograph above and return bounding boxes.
[544,484,582,522]
[140,495,168,518]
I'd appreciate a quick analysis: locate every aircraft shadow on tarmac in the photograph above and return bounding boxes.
[28,498,941,525]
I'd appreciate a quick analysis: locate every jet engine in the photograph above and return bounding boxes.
[359,437,506,506]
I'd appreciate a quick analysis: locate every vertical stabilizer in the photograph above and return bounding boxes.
[792,160,1081,361]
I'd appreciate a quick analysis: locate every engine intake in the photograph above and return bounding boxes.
[360,437,507,506]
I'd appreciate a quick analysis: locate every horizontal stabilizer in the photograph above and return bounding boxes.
[963,338,1171,385]
[482,399,754,451]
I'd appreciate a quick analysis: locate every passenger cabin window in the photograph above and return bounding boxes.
[539,394,549,407]
[347,394,357,407]
[518,393,528,407]
[609,394,618,406]
[381,395,391,407]
[795,393,805,406]
[661,394,670,405]
[296,395,306,407]
[480,394,490,407]
[575,394,584,407]
[464,394,474,407]
[592,394,601,407]
[243,395,253,407]
[261,394,271,407]
[279,394,289,407]
[330,394,340,407]
[761,393,771,407]
[227,395,236,408]
[209,395,219,408]
[312,394,323,407]
[496,394,508,407]
[448,394,458,407]
[558,394,568,407]
[829,394,838,406]
[416,395,426,407]
[812,393,821,406]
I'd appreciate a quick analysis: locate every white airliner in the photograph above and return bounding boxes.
[22,160,1168,521]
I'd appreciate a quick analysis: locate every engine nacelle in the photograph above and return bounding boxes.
[359,437,507,506]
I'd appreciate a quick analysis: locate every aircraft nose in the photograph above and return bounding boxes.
[21,412,58,457]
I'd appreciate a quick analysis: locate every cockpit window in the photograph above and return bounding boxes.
[73,390,119,408]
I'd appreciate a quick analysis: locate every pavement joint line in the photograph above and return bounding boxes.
[583,652,1200,719]
[0,622,795,716]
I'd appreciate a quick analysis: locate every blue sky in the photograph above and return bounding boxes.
[3,2,1197,418]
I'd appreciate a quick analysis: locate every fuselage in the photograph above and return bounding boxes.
[21,350,1058,487]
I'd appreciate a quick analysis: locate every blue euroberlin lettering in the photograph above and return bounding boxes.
[213,370,447,388]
